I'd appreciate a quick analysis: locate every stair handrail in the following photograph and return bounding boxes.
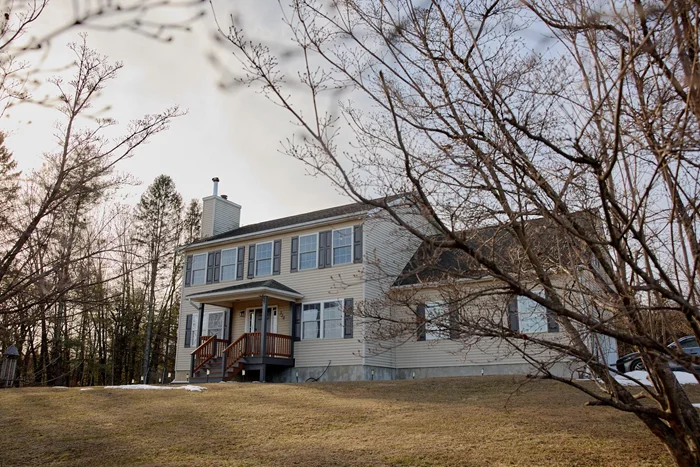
[223,333,248,372]
[192,335,217,372]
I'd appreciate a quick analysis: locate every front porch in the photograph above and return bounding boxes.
[190,332,293,383]
[186,279,302,383]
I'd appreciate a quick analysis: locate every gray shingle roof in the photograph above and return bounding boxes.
[186,279,301,298]
[187,194,405,247]
[393,215,595,287]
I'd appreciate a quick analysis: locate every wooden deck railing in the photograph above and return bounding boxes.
[215,339,229,357]
[221,332,292,360]
[224,334,247,372]
[192,335,217,372]
[265,333,292,358]
[247,332,262,356]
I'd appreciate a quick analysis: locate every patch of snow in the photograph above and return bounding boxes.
[694,403,700,408]
[103,384,206,392]
[51,386,68,388]
[615,370,698,386]
[79,388,93,391]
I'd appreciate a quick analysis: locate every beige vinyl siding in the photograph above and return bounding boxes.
[174,298,200,372]
[393,285,565,369]
[362,210,424,368]
[174,219,364,372]
[201,198,215,239]
[212,199,241,236]
[395,339,526,368]
[229,298,292,340]
[295,339,363,367]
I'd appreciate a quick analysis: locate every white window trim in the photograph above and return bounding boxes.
[191,253,207,286]
[186,312,199,348]
[202,310,225,339]
[517,290,548,334]
[219,247,238,282]
[331,227,353,266]
[298,232,319,271]
[245,306,278,333]
[301,300,344,340]
[425,301,446,341]
[255,241,274,277]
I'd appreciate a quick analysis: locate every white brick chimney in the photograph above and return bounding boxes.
[201,177,241,239]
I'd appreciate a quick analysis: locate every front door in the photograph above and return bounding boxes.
[248,307,278,333]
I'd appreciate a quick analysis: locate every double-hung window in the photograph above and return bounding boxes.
[302,300,344,340]
[299,234,317,270]
[516,291,550,333]
[332,228,352,265]
[185,313,199,348]
[203,311,224,339]
[255,242,273,277]
[191,254,207,286]
[425,302,446,340]
[220,248,237,281]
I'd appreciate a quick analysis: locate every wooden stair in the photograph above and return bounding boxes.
[190,332,293,383]
[190,356,246,383]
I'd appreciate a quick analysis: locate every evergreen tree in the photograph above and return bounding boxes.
[134,175,183,383]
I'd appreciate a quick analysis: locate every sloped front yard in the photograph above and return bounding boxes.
[1,376,697,466]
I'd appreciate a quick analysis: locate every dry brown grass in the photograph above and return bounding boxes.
[1,375,697,466]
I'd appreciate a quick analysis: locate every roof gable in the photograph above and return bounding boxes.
[393,215,595,287]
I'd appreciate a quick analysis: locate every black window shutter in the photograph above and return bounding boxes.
[417,303,426,341]
[247,244,256,278]
[223,308,231,341]
[449,302,459,340]
[236,246,245,281]
[290,236,299,272]
[318,231,327,269]
[508,297,519,332]
[353,225,363,263]
[273,239,282,275]
[343,298,354,339]
[184,314,193,347]
[326,231,333,267]
[293,303,302,341]
[213,250,222,283]
[185,255,193,287]
[206,252,216,284]
[546,308,559,333]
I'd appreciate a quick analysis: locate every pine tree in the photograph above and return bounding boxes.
[134,175,183,383]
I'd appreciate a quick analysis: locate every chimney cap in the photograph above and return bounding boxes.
[212,177,220,182]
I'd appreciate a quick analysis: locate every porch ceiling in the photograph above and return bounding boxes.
[186,279,303,306]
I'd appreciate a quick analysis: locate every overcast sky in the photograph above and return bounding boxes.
[5,1,352,225]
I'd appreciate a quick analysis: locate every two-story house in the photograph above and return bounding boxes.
[173,180,617,383]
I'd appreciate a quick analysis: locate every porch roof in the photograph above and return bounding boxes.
[186,279,303,305]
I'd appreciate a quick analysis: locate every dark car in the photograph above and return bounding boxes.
[616,336,699,373]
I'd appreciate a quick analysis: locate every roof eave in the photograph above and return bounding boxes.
[186,286,304,303]
[180,210,367,252]
[391,275,494,290]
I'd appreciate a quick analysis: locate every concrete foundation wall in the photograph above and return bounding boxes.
[173,370,189,383]
[271,364,397,383]
[268,362,572,383]
[395,362,571,380]
[175,362,574,384]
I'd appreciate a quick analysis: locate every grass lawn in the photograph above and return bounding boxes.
[1,376,697,466]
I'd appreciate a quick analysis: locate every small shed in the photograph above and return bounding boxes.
[1,345,19,388]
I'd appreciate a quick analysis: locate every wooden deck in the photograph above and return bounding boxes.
[190,333,293,382]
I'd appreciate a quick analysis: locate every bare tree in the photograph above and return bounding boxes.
[0,0,205,115]
[218,1,700,464]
